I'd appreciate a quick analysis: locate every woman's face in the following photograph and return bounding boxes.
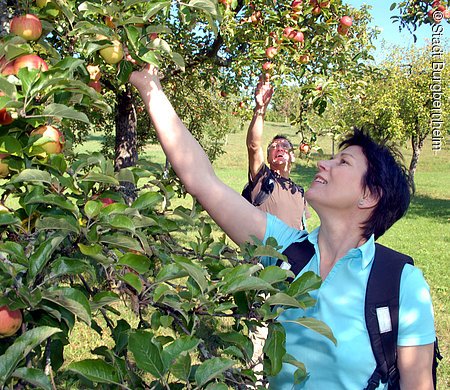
[306,145,369,212]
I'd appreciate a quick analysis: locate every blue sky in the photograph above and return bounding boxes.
[347,1,450,61]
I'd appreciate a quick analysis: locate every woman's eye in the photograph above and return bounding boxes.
[340,159,348,165]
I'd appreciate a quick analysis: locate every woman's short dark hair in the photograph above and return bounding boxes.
[340,128,414,240]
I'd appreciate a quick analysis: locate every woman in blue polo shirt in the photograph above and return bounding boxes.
[130,65,436,390]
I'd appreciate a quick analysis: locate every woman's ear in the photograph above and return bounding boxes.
[358,188,380,209]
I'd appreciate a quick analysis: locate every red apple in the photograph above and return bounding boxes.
[0,58,15,76]
[292,31,304,42]
[0,306,22,338]
[100,198,115,207]
[149,32,159,40]
[30,125,64,154]
[262,61,273,71]
[299,143,310,154]
[291,0,302,11]
[340,16,353,27]
[220,90,227,97]
[88,80,101,93]
[444,9,450,18]
[10,14,42,41]
[238,101,245,108]
[251,11,262,25]
[337,24,349,36]
[99,39,124,65]
[312,6,322,15]
[265,46,278,59]
[0,109,13,126]
[283,26,295,39]
[13,54,48,74]
[104,16,116,29]
[0,153,10,177]
[298,54,310,64]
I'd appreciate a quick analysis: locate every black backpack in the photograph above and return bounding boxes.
[278,240,442,390]
[241,168,304,207]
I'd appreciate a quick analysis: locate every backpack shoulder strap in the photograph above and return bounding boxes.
[364,243,413,390]
[241,166,275,207]
[277,239,315,281]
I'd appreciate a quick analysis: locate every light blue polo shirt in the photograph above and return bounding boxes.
[263,214,436,390]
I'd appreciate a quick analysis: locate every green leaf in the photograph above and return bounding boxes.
[390,3,397,12]
[161,336,200,368]
[0,212,21,227]
[0,242,26,264]
[91,291,120,311]
[287,271,322,298]
[169,353,191,382]
[43,287,91,326]
[218,332,253,361]
[42,103,89,123]
[265,293,308,309]
[10,169,52,185]
[25,194,78,215]
[170,52,186,71]
[0,327,61,386]
[221,275,274,295]
[28,235,66,281]
[263,322,286,376]
[282,353,307,385]
[107,214,135,233]
[35,215,80,234]
[12,367,52,390]
[173,256,208,293]
[285,317,336,345]
[118,252,151,273]
[120,272,143,293]
[188,0,218,17]
[82,172,119,185]
[66,359,120,384]
[84,200,102,219]
[259,265,290,284]
[195,357,235,387]
[78,243,111,264]
[0,136,23,154]
[50,257,94,279]
[0,79,17,98]
[100,234,143,252]
[128,330,165,377]
[131,191,163,210]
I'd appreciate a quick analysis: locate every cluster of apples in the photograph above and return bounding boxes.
[1,14,49,77]
[263,0,353,70]
[428,0,450,22]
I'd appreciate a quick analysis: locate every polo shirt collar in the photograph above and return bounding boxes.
[307,228,375,270]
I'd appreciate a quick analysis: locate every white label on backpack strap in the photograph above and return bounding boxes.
[279,261,291,271]
[376,307,392,334]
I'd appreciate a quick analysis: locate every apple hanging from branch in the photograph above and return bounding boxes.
[10,14,42,41]
[0,306,22,338]
[30,125,65,154]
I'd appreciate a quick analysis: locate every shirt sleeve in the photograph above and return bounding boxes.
[397,264,436,346]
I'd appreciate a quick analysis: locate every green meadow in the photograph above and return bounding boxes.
[73,122,449,388]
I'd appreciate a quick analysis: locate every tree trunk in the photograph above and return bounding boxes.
[115,85,138,203]
[408,130,424,185]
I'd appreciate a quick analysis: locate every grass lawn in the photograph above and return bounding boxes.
[72,122,449,388]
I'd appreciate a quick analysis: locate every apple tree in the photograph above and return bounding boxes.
[0,0,379,388]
